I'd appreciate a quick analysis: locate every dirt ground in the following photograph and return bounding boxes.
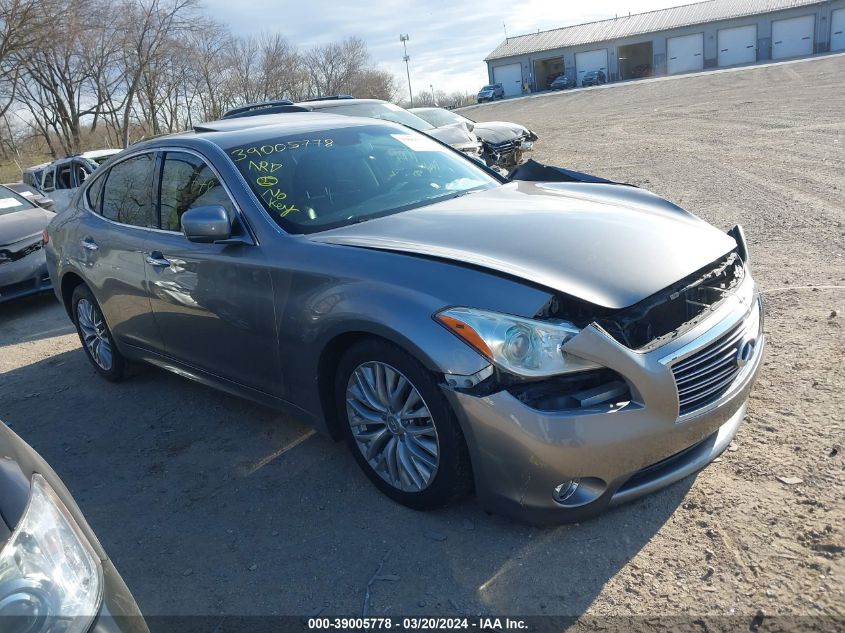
[1,55,843,626]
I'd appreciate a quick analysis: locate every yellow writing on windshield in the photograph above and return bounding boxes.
[230,139,335,162]
[248,161,283,173]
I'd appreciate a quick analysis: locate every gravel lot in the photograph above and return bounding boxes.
[1,55,843,625]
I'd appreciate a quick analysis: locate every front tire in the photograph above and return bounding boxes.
[335,338,473,510]
[72,284,125,381]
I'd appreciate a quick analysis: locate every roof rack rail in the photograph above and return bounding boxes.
[304,95,355,102]
[222,100,309,119]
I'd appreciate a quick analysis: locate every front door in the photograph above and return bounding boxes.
[144,150,281,397]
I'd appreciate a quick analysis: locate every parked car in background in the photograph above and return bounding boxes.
[0,420,147,632]
[410,106,538,171]
[476,83,504,102]
[38,156,98,212]
[292,97,482,158]
[549,74,572,90]
[630,64,653,78]
[581,70,607,87]
[81,148,122,165]
[3,182,54,211]
[0,184,54,303]
[46,110,764,524]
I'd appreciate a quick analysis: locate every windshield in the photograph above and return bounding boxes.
[480,85,496,91]
[315,102,433,131]
[0,187,38,215]
[412,108,471,129]
[226,123,499,234]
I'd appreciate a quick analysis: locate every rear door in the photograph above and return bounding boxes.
[143,149,281,396]
[73,151,162,351]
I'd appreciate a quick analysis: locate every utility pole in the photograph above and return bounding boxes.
[400,34,413,107]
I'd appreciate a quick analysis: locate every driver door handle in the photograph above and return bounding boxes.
[81,237,98,251]
[145,251,171,267]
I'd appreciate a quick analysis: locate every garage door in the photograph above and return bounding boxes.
[667,33,704,74]
[493,63,522,97]
[718,25,757,66]
[575,49,608,86]
[772,15,815,59]
[831,8,845,52]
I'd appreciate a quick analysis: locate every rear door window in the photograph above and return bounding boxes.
[42,168,55,191]
[159,152,235,232]
[101,153,156,228]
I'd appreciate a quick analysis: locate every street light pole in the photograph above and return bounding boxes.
[400,34,412,107]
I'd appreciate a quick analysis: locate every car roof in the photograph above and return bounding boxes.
[295,98,388,111]
[80,148,121,159]
[136,111,409,152]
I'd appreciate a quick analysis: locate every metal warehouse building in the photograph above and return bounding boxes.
[484,0,845,94]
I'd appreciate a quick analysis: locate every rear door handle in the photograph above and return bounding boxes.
[81,238,98,251]
[145,251,171,267]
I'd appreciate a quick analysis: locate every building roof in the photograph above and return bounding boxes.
[485,0,823,60]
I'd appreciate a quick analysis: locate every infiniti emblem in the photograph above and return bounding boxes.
[736,338,756,367]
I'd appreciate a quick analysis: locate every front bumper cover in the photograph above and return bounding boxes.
[443,273,764,524]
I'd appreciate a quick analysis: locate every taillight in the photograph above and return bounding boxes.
[42,228,49,245]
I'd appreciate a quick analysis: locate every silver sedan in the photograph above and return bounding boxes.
[45,110,764,523]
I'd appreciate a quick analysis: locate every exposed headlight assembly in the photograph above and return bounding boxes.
[436,307,600,378]
[0,474,102,633]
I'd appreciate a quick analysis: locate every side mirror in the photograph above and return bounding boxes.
[181,205,232,243]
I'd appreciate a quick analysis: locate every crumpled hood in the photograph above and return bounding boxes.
[310,181,737,310]
[426,123,478,147]
[472,121,532,144]
[0,207,54,248]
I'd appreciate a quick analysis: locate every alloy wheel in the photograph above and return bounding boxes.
[76,298,113,371]
[346,361,440,492]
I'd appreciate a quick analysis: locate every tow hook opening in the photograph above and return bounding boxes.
[552,477,606,508]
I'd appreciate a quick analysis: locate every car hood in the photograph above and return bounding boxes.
[0,207,54,247]
[310,181,737,310]
[426,123,477,146]
[472,121,531,143]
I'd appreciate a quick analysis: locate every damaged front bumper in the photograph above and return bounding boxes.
[442,270,764,524]
[482,132,538,170]
[0,235,51,303]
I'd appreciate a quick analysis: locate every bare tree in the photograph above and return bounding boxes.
[186,19,232,122]
[0,0,55,117]
[302,36,368,98]
[116,0,199,147]
[2,0,404,160]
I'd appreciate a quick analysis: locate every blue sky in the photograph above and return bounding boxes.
[204,0,686,94]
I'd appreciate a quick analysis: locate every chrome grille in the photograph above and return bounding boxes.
[671,311,756,416]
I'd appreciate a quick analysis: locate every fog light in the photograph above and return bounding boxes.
[553,479,581,503]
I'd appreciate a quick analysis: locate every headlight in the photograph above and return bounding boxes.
[0,475,102,633]
[436,307,601,378]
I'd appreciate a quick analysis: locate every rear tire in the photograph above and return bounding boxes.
[71,284,125,382]
[335,338,473,510]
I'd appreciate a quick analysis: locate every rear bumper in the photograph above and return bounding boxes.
[444,275,764,524]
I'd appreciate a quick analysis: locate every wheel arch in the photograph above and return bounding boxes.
[59,270,86,319]
[314,316,484,442]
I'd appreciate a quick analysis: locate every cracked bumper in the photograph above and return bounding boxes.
[443,276,764,524]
